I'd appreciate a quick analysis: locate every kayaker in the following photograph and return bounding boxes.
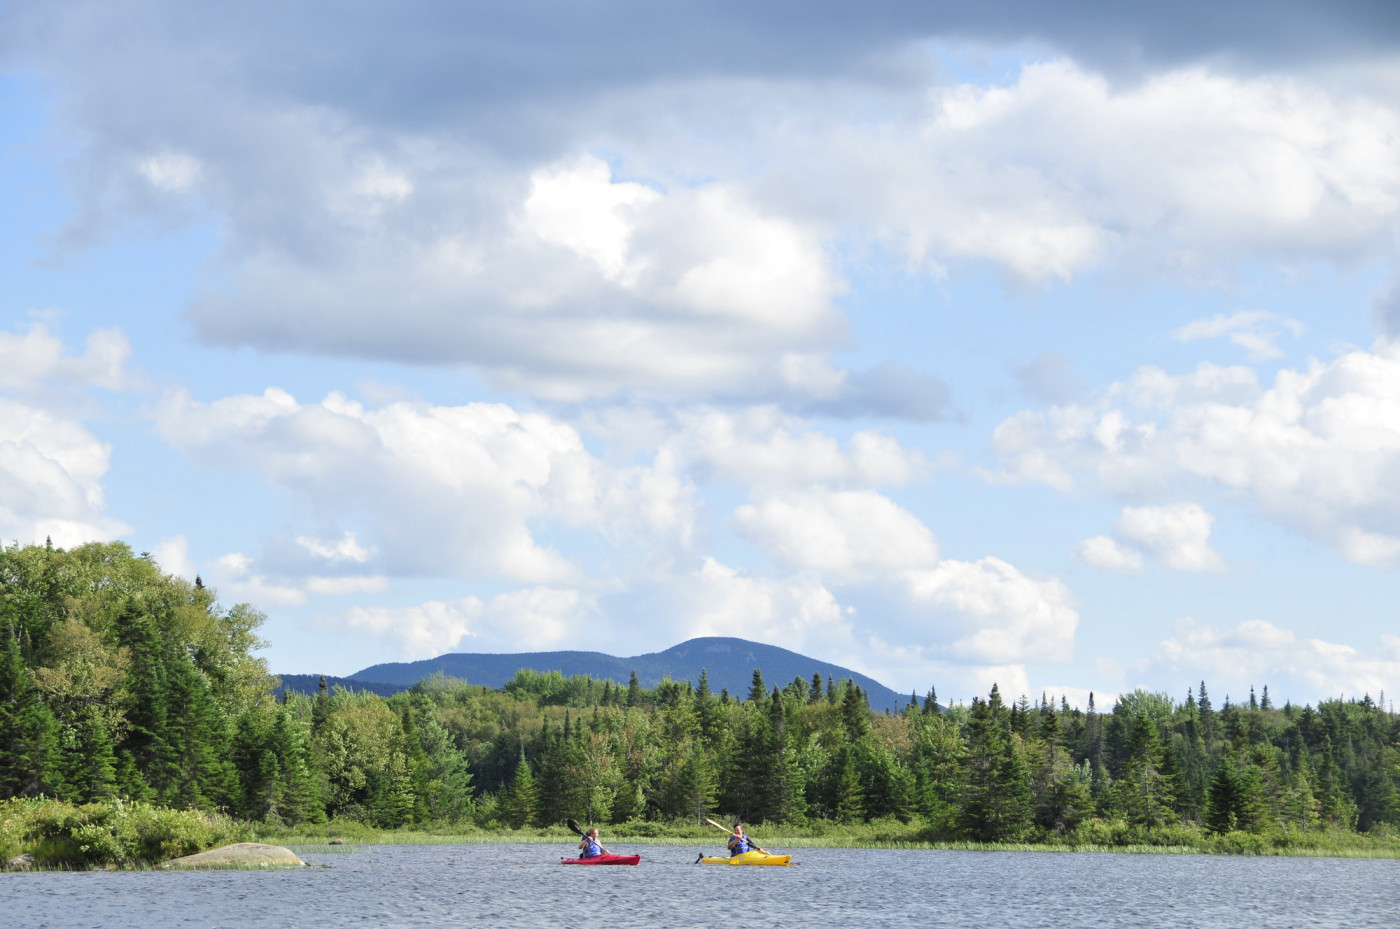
[727,824,767,856]
[577,827,608,859]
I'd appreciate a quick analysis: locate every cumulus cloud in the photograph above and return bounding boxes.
[668,407,929,489]
[0,324,132,392]
[154,387,703,584]
[903,557,1078,663]
[1146,617,1400,704]
[1073,535,1144,573]
[1116,503,1224,571]
[731,490,940,580]
[991,343,1400,567]
[0,397,128,548]
[662,555,1069,699]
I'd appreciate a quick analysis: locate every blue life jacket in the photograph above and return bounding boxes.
[580,838,603,858]
[729,833,751,855]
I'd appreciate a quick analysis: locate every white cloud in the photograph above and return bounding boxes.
[329,587,591,657]
[1148,617,1400,704]
[990,343,1400,567]
[182,146,846,403]
[731,489,939,579]
[1073,535,1144,573]
[750,60,1400,283]
[1116,502,1224,572]
[297,531,373,564]
[670,407,928,489]
[0,397,128,548]
[1173,310,1305,361]
[522,155,659,283]
[155,387,698,583]
[903,557,1078,663]
[152,534,196,581]
[0,324,131,391]
[206,552,308,607]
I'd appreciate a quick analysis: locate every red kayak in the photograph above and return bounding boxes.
[560,854,641,865]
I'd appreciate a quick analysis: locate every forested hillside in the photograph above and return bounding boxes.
[4,541,1400,849]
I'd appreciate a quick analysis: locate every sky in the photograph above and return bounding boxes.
[5,1,1400,707]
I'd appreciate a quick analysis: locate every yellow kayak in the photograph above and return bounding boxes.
[697,850,792,866]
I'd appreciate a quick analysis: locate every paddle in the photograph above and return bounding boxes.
[567,818,610,855]
[703,817,769,855]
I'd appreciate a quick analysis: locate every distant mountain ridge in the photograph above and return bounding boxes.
[284,637,913,712]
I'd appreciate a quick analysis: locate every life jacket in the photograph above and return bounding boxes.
[580,838,603,858]
[729,833,751,855]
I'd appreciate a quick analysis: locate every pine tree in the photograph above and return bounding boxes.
[626,671,641,708]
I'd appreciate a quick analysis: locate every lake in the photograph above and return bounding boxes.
[3,843,1397,928]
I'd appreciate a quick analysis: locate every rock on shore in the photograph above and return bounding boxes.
[164,843,307,869]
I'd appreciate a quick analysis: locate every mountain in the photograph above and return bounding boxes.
[340,636,914,712]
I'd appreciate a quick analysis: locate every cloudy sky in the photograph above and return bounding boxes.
[5,1,1400,706]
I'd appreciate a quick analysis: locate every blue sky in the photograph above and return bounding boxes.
[5,1,1400,706]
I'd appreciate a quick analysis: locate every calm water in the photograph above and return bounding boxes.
[3,843,1398,929]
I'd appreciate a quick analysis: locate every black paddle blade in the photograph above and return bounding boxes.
[567,818,586,837]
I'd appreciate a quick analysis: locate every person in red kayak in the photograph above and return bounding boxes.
[577,826,609,859]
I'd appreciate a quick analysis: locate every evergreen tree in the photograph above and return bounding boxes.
[1110,712,1174,828]
[833,746,865,824]
[748,668,768,705]
[694,668,719,739]
[500,747,540,828]
[0,622,62,797]
[958,688,1032,841]
[840,681,871,741]
[1205,755,1247,834]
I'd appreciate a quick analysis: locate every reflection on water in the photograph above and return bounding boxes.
[3,843,1397,929]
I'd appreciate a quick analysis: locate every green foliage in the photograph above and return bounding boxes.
[0,797,253,867]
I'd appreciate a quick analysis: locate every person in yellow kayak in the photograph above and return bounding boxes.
[726,823,768,856]
[577,826,609,859]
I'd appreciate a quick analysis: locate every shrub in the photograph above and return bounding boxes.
[0,797,253,868]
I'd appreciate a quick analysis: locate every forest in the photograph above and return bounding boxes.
[4,540,1400,852]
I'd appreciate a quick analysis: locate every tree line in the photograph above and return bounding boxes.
[3,541,1399,845]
